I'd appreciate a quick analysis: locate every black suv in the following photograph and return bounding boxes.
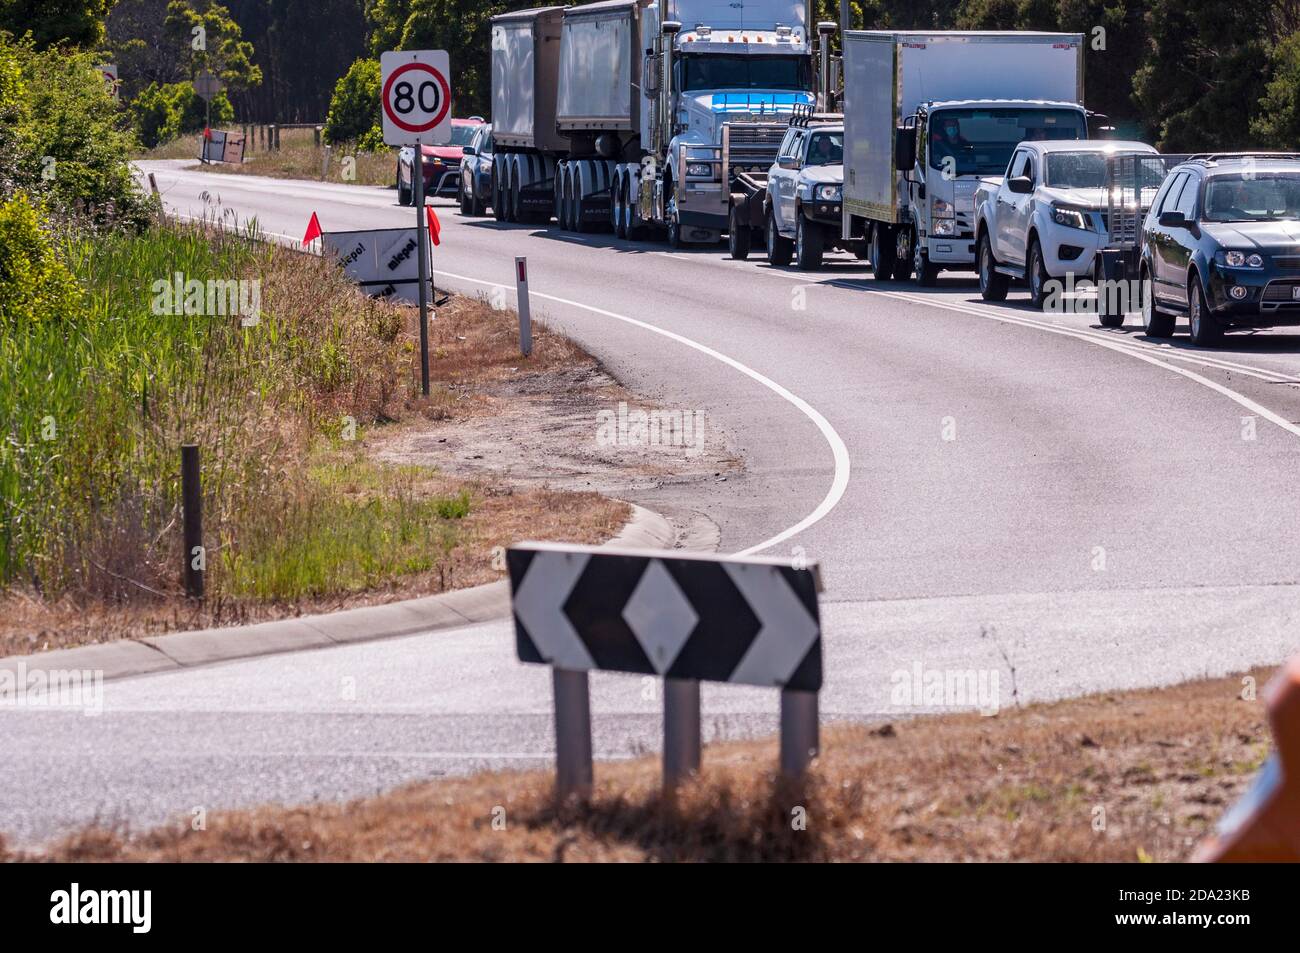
[1140,153,1300,346]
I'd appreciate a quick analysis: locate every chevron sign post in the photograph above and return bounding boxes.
[507,542,823,798]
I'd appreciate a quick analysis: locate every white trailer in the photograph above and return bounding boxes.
[489,1,837,246]
[841,31,1087,284]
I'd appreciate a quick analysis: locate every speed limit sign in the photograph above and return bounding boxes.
[380,50,452,146]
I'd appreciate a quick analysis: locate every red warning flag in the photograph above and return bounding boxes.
[302,211,322,246]
[426,205,441,247]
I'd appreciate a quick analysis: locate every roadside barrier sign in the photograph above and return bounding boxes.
[507,542,823,797]
[380,50,452,148]
[320,225,433,305]
[199,129,245,164]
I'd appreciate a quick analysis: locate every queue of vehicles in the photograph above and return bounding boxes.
[414,11,1300,347]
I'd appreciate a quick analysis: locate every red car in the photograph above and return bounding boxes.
[396,117,484,205]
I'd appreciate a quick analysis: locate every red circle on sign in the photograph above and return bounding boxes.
[382,61,451,134]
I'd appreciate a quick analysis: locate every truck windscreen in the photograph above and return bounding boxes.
[928,108,1086,176]
[679,55,810,91]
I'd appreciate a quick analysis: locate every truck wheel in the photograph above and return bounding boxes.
[573,166,588,233]
[766,208,793,266]
[625,180,644,240]
[1026,238,1051,309]
[729,205,752,260]
[891,227,913,281]
[868,224,895,280]
[912,228,939,286]
[667,206,683,248]
[795,215,824,270]
[553,169,565,228]
[1140,269,1176,338]
[611,175,624,236]
[977,233,1009,301]
[397,170,411,207]
[1187,274,1224,346]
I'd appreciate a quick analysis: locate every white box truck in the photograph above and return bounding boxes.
[841,31,1087,284]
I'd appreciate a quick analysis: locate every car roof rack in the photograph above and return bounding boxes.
[789,103,843,127]
[1182,152,1300,164]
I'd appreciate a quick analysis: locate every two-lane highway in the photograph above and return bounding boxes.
[4,161,1300,846]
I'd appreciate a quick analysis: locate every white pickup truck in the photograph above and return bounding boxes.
[974,139,1160,310]
[762,114,851,270]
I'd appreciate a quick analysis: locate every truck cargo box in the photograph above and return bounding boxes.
[491,6,570,153]
[842,31,1083,222]
[557,0,643,132]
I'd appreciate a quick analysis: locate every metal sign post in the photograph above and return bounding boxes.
[380,50,451,399]
[507,543,824,799]
[514,257,532,357]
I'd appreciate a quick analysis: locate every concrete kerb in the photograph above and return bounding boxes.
[0,502,681,684]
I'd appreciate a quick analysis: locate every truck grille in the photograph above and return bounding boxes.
[725,122,786,169]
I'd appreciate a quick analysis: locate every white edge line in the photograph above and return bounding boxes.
[167,212,852,557]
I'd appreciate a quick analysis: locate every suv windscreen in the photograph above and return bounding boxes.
[1202,172,1300,222]
[450,124,478,146]
[805,131,843,166]
[928,108,1087,176]
[679,54,811,91]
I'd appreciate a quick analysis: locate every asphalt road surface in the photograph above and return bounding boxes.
[5,161,1300,846]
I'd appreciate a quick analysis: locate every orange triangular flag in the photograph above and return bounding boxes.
[302,211,322,246]
[426,205,441,247]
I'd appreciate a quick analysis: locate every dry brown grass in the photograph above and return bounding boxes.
[15,666,1274,862]
[142,129,395,187]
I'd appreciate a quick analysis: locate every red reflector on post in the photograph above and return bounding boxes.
[517,260,527,283]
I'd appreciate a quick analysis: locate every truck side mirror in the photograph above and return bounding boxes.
[1007,175,1034,194]
[1158,210,1188,228]
[894,127,915,170]
[642,55,660,95]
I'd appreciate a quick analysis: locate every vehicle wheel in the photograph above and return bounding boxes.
[500,164,516,223]
[612,177,626,237]
[459,176,472,215]
[1140,270,1176,338]
[1095,260,1123,327]
[912,228,939,286]
[1187,273,1223,346]
[397,170,411,207]
[978,232,1009,301]
[795,215,824,270]
[766,208,793,266]
[854,242,870,261]
[494,170,507,222]
[667,203,683,248]
[573,165,588,233]
[625,180,644,240]
[868,224,895,280]
[729,204,752,260]
[1026,238,1051,310]
[561,168,574,230]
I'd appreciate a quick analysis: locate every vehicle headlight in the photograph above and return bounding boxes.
[1220,251,1264,268]
[686,162,711,178]
[1052,205,1087,230]
[931,197,954,218]
[815,184,841,201]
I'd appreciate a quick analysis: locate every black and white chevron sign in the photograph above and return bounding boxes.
[506,543,822,691]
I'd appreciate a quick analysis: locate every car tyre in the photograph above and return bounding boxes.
[1140,270,1176,338]
[1187,273,1224,346]
[1026,237,1052,310]
[766,207,794,266]
[978,232,1010,301]
[795,214,824,270]
[1094,260,1124,327]
[397,169,411,207]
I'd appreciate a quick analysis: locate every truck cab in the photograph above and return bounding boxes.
[897,100,1088,284]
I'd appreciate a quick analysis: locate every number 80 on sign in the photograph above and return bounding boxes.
[380,50,452,146]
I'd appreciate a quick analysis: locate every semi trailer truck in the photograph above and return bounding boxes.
[841,31,1089,284]
[490,1,838,246]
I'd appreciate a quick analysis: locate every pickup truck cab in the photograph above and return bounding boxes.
[975,140,1158,307]
[764,115,848,270]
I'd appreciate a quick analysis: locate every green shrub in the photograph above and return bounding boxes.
[0,193,81,327]
[1,34,151,228]
[324,58,382,148]
[129,80,234,148]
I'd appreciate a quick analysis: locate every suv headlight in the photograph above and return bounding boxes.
[931,197,954,218]
[1220,250,1264,268]
[686,162,712,178]
[815,184,841,201]
[1052,205,1087,230]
